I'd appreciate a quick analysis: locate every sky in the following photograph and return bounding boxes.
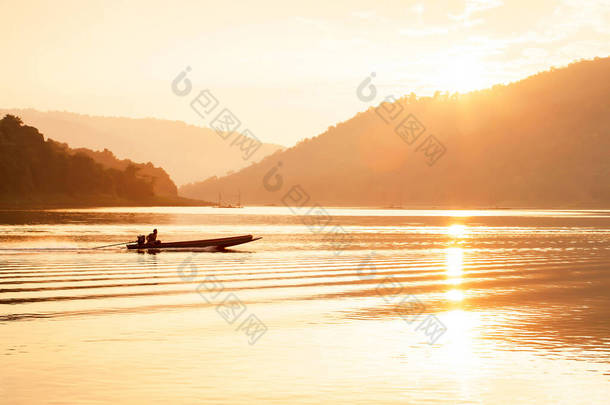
[2,0,609,146]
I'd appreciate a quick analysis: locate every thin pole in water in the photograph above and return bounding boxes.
[91,241,135,249]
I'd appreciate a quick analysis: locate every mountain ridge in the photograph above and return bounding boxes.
[0,109,285,186]
[179,57,610,208]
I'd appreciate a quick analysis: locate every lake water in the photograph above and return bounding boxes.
[1,207,609,404]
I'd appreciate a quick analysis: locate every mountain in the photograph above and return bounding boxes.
[71,147,177,197]
[0,115,202,207]
[179,57,610,208]
[0,110,284,186]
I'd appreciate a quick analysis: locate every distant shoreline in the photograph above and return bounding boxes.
[2,202,608,211]
[0,196,213,210]
[260,203,610,210]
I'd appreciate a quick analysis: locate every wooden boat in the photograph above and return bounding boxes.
[126,234,261,250]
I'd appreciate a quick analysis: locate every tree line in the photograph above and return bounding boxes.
[0,114,155,206]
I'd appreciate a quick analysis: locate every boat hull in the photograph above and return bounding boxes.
[126,235,261,250]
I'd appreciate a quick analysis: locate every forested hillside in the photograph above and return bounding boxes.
[0,109,284,186]
[0,115,184,207]
[181,58,610,208]
[71,147,177,197]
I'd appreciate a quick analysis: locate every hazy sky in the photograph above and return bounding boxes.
[2,0,609,146]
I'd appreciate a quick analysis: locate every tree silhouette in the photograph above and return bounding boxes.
[0,115,156,206]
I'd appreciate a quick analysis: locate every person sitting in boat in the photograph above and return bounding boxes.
[146,229,160,245]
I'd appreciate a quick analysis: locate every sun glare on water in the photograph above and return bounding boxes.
[445,247,465,301]
[446,288,465,302]
[447,224,468,238]
[446,247,464,279]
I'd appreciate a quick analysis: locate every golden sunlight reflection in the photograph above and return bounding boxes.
[446,289,465,302]
[4,207,610,403]
[447,224,468,238]
[442,310,480,366]
[446,247,464,281]
[445,247,465,302]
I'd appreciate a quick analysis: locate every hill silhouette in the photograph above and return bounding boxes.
[0,110,284,186]
[0,115,202,207]
[71,147,177,197]
[180,57,610,208]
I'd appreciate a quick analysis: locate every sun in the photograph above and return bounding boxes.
[436,55,489,93]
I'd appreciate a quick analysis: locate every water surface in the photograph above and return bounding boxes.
[1,207,609,404]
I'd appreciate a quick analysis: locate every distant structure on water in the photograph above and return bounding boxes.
[215,191,243,208]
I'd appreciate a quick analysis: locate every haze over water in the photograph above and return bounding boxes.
[1,207,609,404]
